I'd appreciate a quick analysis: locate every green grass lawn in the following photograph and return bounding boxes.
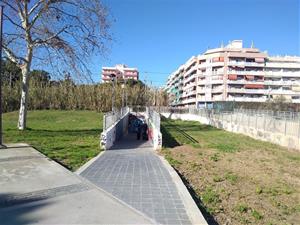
[3,110,103,171]
[161,117,300,225]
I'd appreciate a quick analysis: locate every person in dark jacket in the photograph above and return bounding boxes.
[142,123,148,140]
[137,122,142,140]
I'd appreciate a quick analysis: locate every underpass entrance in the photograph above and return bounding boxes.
[100,107,161,150]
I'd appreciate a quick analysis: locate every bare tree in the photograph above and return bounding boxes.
[1,0,111,130]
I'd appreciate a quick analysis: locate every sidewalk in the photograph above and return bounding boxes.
[0,144,154,225]
[80,134,207,225]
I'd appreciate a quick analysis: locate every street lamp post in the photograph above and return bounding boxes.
[125,78,128,107]
[0,6,5,149]
[111,74,116,113]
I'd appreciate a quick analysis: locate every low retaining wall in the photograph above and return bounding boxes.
[161,112,300,151]
[145,108,162,150]
[147,120,162,150]
[100,112,129,150]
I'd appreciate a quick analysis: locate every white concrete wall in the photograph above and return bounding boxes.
[149,120,162,150]
[144,110,162,150]
[100,112,129,150]
[100,126,116,150]
[161,112,300,151]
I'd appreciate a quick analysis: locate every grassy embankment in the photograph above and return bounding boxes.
[161,117,300,225]
[3,110,103,171]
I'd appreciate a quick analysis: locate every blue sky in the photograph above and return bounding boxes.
[91,0,299,86]
[6,0,298,85]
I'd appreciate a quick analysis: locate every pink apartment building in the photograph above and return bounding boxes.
[102,64,139,83]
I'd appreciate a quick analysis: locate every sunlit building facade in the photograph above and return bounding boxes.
[166,40,300,108]
[102,64,139,83]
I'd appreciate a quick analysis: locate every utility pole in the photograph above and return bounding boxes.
[111,74,116,113]
[121,83,124,108]
[125,78,128,107]
[0,6,5,148]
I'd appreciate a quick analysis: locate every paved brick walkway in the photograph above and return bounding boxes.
[80,134,192,225]
[0,144,154,225]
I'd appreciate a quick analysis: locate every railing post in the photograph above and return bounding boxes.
[103,113,106,131]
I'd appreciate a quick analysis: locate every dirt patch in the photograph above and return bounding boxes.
[161,119,300,225]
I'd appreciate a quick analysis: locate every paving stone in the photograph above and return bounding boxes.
[81,134,192,225]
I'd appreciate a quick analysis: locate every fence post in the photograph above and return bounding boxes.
[298,120,300,138]
[284,117,287,135]
[248,114,250,127]
[256,115,258,129]
[103,114,106,131]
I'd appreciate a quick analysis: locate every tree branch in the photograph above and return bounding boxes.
[14,0,25,23]
[2,45,27,65]
[33,25,70,46]
[0,1,18,13]
[3,13,25,30]
[29,0,45,15]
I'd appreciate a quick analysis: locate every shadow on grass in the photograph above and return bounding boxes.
[161,118,200,147]
[24,128,102,135]
[161,124,181,148]
[174,169,220,225]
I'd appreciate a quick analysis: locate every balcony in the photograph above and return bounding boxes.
[211,69,225,75]
[210,79,224,84]
[227,96,267,102]
[184,66,197,77]
[265,62,300,69]
[210,61,225,67]
[268,89,296,95]
[182,89,196,97]
[184,74,197,83]
[228,70,264,76]
[182,97,197,104]
[264,80,300,85]
[264,71,300,77]
[186,90,197,96]
[197,88,206,94]
[197,79,223,85]
[228,61,264,67]
[183,82,196,90]
[227,88,265,94]
[198,63,208,69]
[212,95,224,101]
[227,80,264,85]
[211,86,224,93]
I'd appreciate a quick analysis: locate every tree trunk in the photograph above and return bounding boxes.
[18,66,30,130]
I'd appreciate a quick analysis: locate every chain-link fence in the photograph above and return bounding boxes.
[103,107,129,131]
[159,106,300,138]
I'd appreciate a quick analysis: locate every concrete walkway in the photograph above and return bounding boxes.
[80,134,206,225]
[0,144,154,224]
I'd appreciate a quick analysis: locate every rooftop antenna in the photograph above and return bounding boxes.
[251,40,254,48]
[221,41,224,48]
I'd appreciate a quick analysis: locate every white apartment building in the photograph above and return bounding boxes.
[166,40,300,108]
[102,64,139,83]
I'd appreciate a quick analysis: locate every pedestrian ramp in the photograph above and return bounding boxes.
[100,107,162,151]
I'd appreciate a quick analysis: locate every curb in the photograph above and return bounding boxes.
[75,151,105,175]
[158,155,208,225]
